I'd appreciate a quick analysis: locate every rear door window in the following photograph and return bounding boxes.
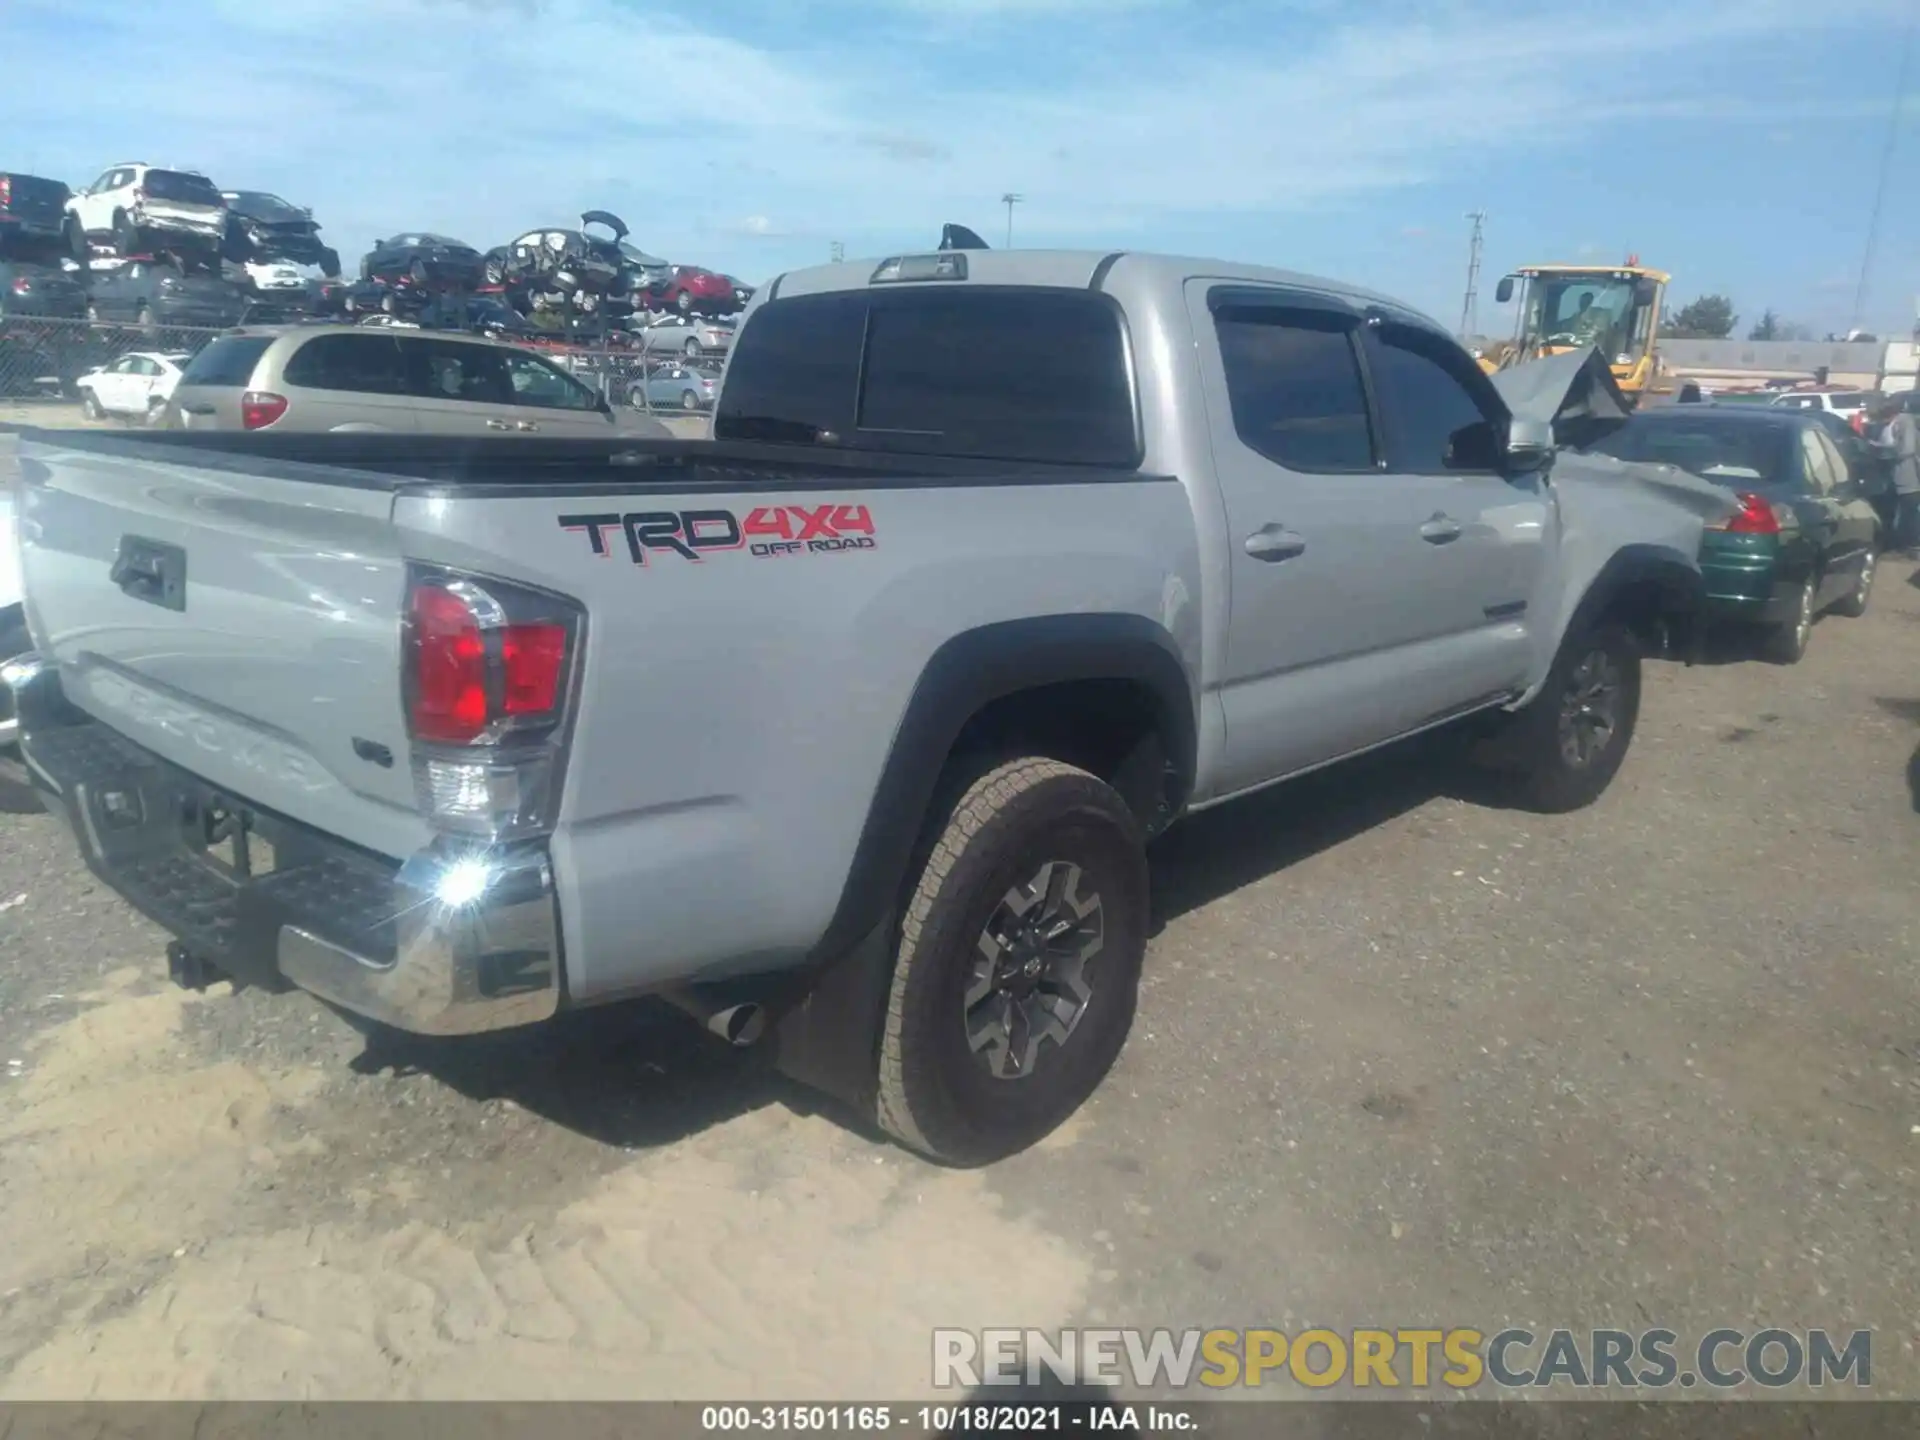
[1798,428,1837,493]
[501,349,601,410]
[716,287,1138,464]
[178,335,272,387]
[1211,305,1375,472]
[283,333,406,395]
[401,338,511,403]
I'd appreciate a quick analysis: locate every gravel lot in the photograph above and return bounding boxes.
[0,554,1915,1401]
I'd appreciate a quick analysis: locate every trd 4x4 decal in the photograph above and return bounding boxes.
[558,504,877,564]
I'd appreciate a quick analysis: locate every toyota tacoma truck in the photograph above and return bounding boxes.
[2,249,1730,1164]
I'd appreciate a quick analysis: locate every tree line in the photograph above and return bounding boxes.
[1663,295,1870,343]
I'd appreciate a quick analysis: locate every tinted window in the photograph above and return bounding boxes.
[401,339,510,403]
[230,192,303,220]
[1591,416,1797,488]
[1829,392,1871,408]
[143,170,222,205]
[856,290,1135,464]
[716,288,1136,464]
[179,335,272,387]
[714,292,870,444]
[502,350,600,410]
[283,334,406,395]
[1213,307,1373,472]
[1368,323,1503,472]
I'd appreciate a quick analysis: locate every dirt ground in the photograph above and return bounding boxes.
[0,561,1916,1401]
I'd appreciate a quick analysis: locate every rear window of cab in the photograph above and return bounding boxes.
[715,287,1139,467]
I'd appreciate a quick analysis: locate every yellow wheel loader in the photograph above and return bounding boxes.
[1480,259,1677,404]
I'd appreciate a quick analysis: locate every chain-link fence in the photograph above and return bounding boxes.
[0,314,714,426]
[0,315,228,421]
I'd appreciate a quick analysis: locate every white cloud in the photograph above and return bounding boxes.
[2,0,1909,283]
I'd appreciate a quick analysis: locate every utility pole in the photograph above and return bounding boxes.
[1852,3,1915,332]
[1460,210,1486,341]
[1001,193,1023,248]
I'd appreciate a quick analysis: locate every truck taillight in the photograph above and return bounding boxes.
[0,177,10,208]
[240,391,288,429]
[403,569,584,842]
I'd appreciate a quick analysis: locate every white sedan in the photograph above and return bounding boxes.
[77,351,192,422]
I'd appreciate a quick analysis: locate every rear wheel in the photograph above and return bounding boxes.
[1831,550,1875,619]
[1765,576,1816,663]
[674,289,693,314]
[680,388,700,410]
[875,758,1149,1166]
[685,337,701,358]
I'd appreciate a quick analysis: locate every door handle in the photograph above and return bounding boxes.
[485,418,515,431]
[1244,525,1307,562]
[1420,514,1464,544]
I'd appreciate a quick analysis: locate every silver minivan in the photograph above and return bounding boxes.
[161,324,671,436]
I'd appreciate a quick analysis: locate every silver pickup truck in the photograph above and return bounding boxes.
[3,249,1729,1164]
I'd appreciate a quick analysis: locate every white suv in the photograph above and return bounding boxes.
[1768,388,1875,421]
[64,164,227,264]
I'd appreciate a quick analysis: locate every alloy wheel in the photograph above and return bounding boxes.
[965,859,1104,1080]
[1556,648,1621,769]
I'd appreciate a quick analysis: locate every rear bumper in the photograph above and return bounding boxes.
[131,209,225,240]
[1700,551,1798,624]
[5,654,561,1036]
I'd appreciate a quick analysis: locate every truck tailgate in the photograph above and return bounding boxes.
[17,436,430,860]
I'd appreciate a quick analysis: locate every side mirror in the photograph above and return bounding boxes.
[1504,416,1556,473]
[1494,276,1515,304]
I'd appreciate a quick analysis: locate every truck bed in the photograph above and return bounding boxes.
[11,422,1196,1006]
[8,426,1160,495]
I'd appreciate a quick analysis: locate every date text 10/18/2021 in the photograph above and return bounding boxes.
[700,1407,1193,1433]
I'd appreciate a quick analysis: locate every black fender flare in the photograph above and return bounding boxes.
[1564,542,1707,660]
[811,611,1195,964]
[769,613,1195,1111]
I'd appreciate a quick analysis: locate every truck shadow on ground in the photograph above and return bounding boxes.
[343,731,1555,1152]
[1148,734,1498,932]
[343,998,796,1151]
[1871,697,1920,812]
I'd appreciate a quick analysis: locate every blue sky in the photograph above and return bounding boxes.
[7,0,1919,337]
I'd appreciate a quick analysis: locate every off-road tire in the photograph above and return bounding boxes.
[1503,621,1642,813]
[1831,550,1875,619]
[876,757,1149,1167]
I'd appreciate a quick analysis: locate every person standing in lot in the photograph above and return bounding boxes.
[1870,395,1920,557]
